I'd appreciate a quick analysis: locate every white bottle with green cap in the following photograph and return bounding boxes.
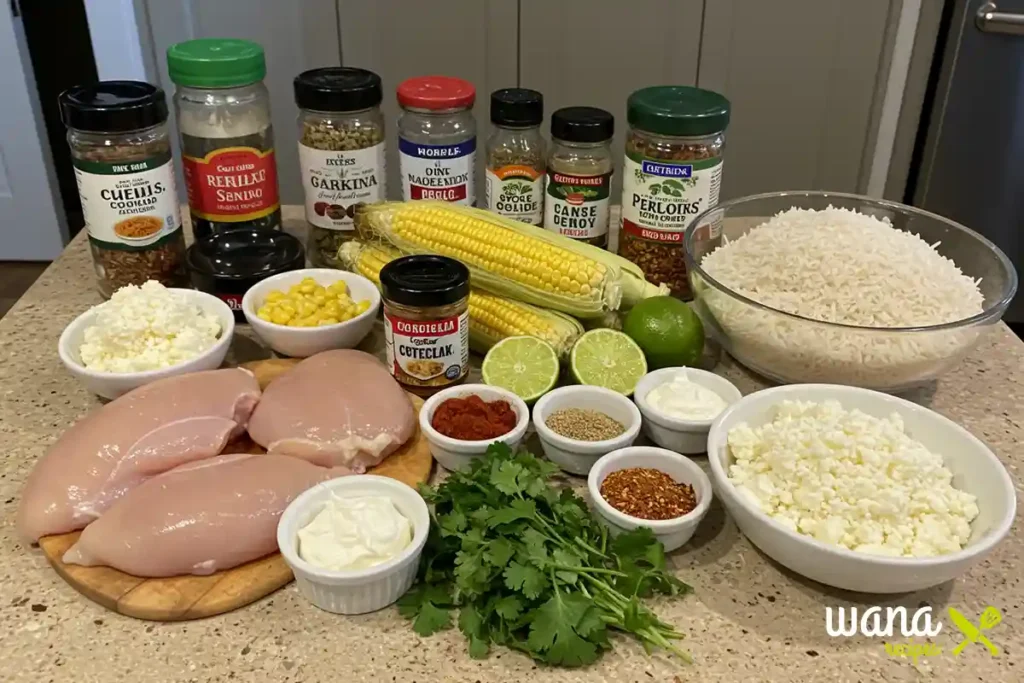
[167,38,282,239]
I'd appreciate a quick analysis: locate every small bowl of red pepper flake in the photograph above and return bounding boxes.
[420,384,530,471]
[587,446,713,551]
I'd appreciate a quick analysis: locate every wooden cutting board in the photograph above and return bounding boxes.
[38,358,433,622]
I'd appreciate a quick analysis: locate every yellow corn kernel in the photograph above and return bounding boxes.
[271,310,292,325]
[355,300,371,314]
[265,291,284,303]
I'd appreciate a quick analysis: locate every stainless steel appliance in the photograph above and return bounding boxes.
[916,0,1024,322]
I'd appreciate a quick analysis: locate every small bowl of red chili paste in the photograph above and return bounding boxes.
[587,446,713,552]
[420,384,529,471]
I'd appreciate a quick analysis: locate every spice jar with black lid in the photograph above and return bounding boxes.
[485,88,545,225]
[380,255,470,396]
[167,38,281,239]
[186,230,305,322]
[544,107,614,248]
[295,67,386,268]
[618,86,729,299]
[60,80,187,298]
[397,76,477,205]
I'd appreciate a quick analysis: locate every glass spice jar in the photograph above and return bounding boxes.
[544,107,614,248]
[380,255,470,396]
[59,81,187,298]
[618,86,729,299]
[167,38,281,239]
[294,67,386,268]
[397,76,477,205]
[484,88,545,225]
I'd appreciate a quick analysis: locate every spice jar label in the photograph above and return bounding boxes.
[72,152,183,247]
[182,147,280,222]
[544,171,612,240]
[621,156,722,244]
[485,166,544,225]
[299,142,386,230]
[383,310,470,387]
[398,138,476,205]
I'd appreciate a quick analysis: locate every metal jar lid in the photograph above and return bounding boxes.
[380,255,470,308]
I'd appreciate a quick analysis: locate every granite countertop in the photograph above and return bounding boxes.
[1,209,1022,683]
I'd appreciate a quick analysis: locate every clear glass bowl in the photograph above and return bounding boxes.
[684,191,1018,392]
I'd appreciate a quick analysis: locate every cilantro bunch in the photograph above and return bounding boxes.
[397,443,692,667]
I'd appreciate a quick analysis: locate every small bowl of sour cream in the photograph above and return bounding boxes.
[633,368,742,454]
[277,475,429,615]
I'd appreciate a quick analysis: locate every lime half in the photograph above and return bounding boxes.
[570,329,648,395]
[482,336,560,402]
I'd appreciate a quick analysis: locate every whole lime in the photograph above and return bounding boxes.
[622,296,705,369]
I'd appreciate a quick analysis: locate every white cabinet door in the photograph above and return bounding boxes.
[0,4,66,260]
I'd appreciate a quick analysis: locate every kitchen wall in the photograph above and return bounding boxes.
[93,0,920,206]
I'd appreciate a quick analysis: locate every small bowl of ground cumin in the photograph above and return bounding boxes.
[533,386,642,475]
[420,384,530,471]
[587,446,713,551]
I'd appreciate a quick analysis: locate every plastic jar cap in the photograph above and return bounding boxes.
[380,255,470,308]
[294,67,383,112]
[397,76,476,110]
[490,88,543,127]
[627,86,730,137]
[167,38,267,88]
[550,107,614,143]
[59,81,168,133]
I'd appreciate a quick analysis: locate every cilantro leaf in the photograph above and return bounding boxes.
[494,594,524,621]
[504,561,547,599]
[484,537,516,568]
[487,498,536,527]
[412,601,452,636]
[458,604,490,659]
[439,509,468,536]
[491,460,526,496]
[526,592,600,667]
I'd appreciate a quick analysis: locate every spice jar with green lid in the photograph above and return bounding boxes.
[485,88,545,225]
[167,38,281,239]
[294,67,386,268]
[59,80,187,298]
[618,86,730,299]
[544,107,614,248]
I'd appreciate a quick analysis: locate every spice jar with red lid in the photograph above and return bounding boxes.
[396,76,477,205]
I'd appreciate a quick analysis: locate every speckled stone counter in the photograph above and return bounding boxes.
[2,211,1022,683]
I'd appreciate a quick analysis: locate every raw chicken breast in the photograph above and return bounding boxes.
[62,453,350,577]
[17,368,260,542]
[247,350,415,472]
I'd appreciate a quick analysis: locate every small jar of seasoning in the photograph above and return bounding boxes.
[380,255,470,396]
[167,38,281,239]
[397,76,477,205]
[185,230,305,322]
[484,88,545,225]
[618,86,730,299]
[294,67,386,268]
[59,81,187,298]
[544,107,615,248]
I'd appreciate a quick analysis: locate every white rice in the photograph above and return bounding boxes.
[697,206,985,389]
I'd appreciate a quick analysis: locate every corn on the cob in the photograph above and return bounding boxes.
[355,201,666,318]
[340,241,584,357]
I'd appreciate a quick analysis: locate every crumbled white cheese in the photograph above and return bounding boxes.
[79,280,222,373]
[727,400,979,558]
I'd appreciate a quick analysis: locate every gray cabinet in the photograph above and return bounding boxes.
[134,0,903,206]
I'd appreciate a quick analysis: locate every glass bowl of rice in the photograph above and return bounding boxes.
[684,191,1017,392]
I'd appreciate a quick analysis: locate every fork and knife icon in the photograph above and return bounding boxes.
[948,606,1002,657]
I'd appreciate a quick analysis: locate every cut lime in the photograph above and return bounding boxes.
[570,329,648,395]
[482,336,560,402]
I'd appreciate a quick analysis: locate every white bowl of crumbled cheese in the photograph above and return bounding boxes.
[59,281,234,399]
[706,384,1016,593]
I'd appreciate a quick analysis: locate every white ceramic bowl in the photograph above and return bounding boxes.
[588,446,713,552]
[277,474,430,615]
[242,268,381,358]
[419,384,530,471]
[58,288,234,400]
[634,367,742,454]
[533,386,642,475]
[707,384,1017,593]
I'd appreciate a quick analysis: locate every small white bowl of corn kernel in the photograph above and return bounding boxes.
[242,269,380,358]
